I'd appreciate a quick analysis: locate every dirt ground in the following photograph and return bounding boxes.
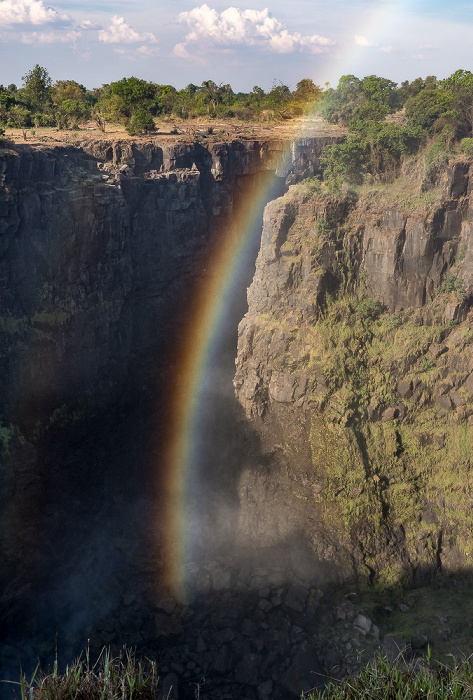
[3,116,345,149]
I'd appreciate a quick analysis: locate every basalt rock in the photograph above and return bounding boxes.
[235,158,473,587]
[0,134,343,688]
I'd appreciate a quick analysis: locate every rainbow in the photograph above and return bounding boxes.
[159,7,410,593]
[159,119,316,601]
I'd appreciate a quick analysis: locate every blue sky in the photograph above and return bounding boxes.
[1,0,472,91]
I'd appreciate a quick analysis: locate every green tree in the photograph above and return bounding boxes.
[125,108,155,135]
[405,89,452,130]
[266,81,291,117]
[360,75,399,110]
[294,78,322,103]
[20,64,52,112]
[111,76,160,116]
[319,75,364,124]
[52,80,90,128]
[199,80,233,114]
[440,69,473,132]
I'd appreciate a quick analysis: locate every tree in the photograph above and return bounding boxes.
[266,81,291,117]
[52,80,90,128]
[440,69,473,133]
[294,78,322,103]
[110,77,160,117]
[405,89,452,130]
[348,101,390,130]
[360,75,399,110]
[319,75,364,125]
[21,64,52,112]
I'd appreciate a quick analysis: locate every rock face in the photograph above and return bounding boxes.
[235,160,473,586]
[0,134,344,685]
[0,135,339,423]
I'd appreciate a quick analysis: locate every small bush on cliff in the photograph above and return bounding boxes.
[461,137,473,156]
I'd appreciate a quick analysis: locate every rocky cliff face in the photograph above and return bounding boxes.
[235,158,473,587]
[0,139,264,421]
[0,135,339,423]
[0,134,342,679]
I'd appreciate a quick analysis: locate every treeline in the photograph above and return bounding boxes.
[0,64,323,136]
[320,70,473,187]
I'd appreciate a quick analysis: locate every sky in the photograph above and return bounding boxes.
[1,0,473,92]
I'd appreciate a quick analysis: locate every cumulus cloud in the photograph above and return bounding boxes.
[173,4,334,57]
[0,0,70,26]
[21,27,79,43]
[79,19,101,30]
[98,15,157,44]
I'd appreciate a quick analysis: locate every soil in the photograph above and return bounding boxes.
[3,116,346,149]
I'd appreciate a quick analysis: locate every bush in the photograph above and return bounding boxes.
[125,109,155,136]
[422,138,450,187]
[461,137,473,156]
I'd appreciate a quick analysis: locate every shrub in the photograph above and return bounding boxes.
[125,109,155,136]
[461,137,473,156]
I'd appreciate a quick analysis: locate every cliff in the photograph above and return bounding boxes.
[0,134,339,670]
[234,158,473,587]
[2,134,473,696]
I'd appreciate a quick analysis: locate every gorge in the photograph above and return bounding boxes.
[1,131,473,699]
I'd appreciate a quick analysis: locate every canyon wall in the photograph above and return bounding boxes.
[234,159,473,588]
[0,134,338,665]
[0,135,340,423]
[3,135,473,697]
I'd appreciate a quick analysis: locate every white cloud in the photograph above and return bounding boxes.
[355,34,375,47]
[79,19,101,30]
[98,15,157,44]
[0,0,69,26]
[355,34,393,53]
[20,27,79,43]
[136,44,159,57]
[173,4,334,57]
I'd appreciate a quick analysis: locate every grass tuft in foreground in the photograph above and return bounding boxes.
[304,650,473,699]
[17,646,159,700]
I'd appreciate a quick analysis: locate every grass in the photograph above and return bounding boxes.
[305,651,473,699]
[15,646,159,700]
[10,642,473,700]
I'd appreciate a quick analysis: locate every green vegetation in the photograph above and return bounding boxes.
[306,652,473,699]
[0,66,324,133]
[18,646,158,700]
[319,69,473,190]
